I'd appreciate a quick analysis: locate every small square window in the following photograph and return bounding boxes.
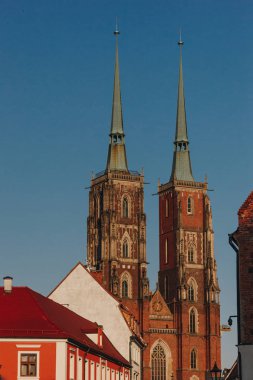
[18,351,39,379]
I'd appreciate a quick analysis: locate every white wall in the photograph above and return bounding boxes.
[56,341,67,380]
[49,264,132,360]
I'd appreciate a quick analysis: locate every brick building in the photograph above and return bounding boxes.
[84,30,221,380]
[229,192,253,380]
[0,276,130,380]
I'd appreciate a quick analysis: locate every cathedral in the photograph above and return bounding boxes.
[86,29,221,380]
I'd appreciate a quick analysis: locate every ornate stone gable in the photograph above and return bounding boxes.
[150,290,173,320]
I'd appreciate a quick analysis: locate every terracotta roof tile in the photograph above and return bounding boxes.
[0,286,129,367]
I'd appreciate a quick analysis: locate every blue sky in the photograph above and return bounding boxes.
[0,0,252,369]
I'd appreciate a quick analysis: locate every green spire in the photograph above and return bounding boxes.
[106,26,128,172]
[170,38,194,182]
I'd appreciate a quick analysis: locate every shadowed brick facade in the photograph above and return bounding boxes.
[230,192,253,380]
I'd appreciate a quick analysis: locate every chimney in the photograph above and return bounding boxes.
[3,276,13,293]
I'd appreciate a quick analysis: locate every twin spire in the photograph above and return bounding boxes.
[106,29,194,182]
[106,26,128,172]
[170,37,194,182]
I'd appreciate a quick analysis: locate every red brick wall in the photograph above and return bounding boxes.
[236,192,253,344]
[157,182,221,379]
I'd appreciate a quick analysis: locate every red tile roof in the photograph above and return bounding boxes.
[0,286,129,367]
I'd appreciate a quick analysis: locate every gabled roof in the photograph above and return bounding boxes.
[238,191,253,221]
[48,261,119,303]
[150,289,173,319]
[0,286,129,367]
[49,262,143,346]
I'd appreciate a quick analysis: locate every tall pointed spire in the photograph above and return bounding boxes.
[106,23,128,172]
[170,36,194,182]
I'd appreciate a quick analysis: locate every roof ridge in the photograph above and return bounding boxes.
[48,261,84,297]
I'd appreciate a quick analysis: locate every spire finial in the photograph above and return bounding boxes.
[178,28,184,46]
[114,17,120,36]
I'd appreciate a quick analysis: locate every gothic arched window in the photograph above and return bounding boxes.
[123,241,128,258]
[189,308,197,334]
[123,197,129,218]
[151,343,166,380]
[188,284,195,301]
[122,280,128,298]
[190,349,197,369]
[121,272,132,299]
[187,197,193,214]
[188,278,197,302]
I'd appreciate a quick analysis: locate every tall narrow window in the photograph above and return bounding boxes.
[123,197,128,218]
[123,241,128,258]
[190,349,197,369]
[164,276,168,300]
[189,309,196,333]
[122,280,128,297]
[187,197,193,214]
[151,344,166,380]
[188,283,195,301]
[165,199,169,217]
[165,239,168,264]
[188,245,195,263]
[70,354,75,380]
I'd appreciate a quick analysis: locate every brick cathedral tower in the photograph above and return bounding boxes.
[157,39,221,379]
[87,28,149,316]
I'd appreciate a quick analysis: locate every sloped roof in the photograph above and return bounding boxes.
[48,262,119,304]
[0,286,129,367]
[238,191,253,216]
[49,262,143,344]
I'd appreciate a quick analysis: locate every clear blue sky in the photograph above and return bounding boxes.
[0,0,252,370]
